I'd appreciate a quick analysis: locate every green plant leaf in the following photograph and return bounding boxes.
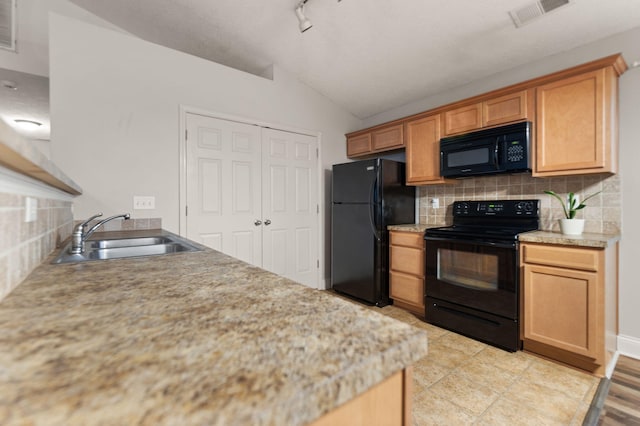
[544,190,570,219]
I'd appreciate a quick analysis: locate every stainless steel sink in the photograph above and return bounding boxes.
[86,236,173,249]
[52,233,202,264]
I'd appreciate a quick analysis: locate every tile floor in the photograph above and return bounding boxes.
[349,299,601,425]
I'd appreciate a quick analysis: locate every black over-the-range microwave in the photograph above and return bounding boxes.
[440,121,531,178]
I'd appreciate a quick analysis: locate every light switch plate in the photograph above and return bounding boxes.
[133,196,155,210]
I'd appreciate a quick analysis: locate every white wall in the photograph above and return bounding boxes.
[363,26,640,358]
[49,13,360,288]
[0,0,125,77]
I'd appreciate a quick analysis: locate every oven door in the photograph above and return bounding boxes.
[425,236,518,319]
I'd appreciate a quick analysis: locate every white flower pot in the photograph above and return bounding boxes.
[559,218,585,235]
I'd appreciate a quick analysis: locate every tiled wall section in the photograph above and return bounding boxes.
[0,192,74,301]
[418,173,620,234]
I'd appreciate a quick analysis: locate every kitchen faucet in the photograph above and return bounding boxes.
[69,212,131,254]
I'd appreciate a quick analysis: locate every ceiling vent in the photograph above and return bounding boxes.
[510,0,574,28]
[0,0,16,51]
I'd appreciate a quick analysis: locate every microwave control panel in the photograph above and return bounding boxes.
[506,141,526,163]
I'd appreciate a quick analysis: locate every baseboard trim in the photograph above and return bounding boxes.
[618,334,640,360]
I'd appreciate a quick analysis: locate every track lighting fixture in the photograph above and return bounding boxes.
[295,0,312,33]
[294,0,342,33]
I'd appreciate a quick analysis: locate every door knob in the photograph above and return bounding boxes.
[264,219,271,226]
[254,219,262,226]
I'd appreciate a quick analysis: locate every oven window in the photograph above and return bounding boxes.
[437,248,498,291]
[447,147,489,167]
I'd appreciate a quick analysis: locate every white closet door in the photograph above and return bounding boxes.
[261,128,318,288]
[185,113,262,266]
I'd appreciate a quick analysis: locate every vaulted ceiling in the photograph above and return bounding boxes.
[66,0,640,119]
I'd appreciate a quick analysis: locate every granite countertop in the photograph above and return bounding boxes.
[388,224,620,249]
[387,223,438,233]
[518,230,620,248]
[0,230,427,425]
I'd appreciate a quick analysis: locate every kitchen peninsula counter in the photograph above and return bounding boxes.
[0,230,428,425]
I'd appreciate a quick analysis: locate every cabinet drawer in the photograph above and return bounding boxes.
[522,244,600,272]
[390,245,424,276]
[390,271,424,307]
[390,231,424,248]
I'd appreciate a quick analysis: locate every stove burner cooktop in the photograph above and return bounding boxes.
[424,200,540,242]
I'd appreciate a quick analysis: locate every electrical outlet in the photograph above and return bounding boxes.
[25,197,37,222]
[430,198,440,209]
[133,196,155,210]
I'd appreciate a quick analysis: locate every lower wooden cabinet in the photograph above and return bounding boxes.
[310,368,412,426]
[389,231,425,315]
[520,242,618,376]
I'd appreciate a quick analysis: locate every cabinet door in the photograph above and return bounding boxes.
[522,263,599,359]
[372,124,404,151]
[443,103,482,136]
[535,68,615,176]
[405,114,449,185]
[346,133,372,157]
[483,90,530,127]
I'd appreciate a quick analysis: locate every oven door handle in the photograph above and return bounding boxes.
[424,236,516,249]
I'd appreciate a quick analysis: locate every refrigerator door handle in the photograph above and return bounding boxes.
[368,176,382,242]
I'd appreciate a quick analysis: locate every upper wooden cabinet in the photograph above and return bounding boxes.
[405,114,450,185]
[443,90,532,136]
[344,54,626,179]
[484,90,531,128]
[346,133,371,157]
[346,123,403,157]
[534,67,618,176]
[443,103,482,136]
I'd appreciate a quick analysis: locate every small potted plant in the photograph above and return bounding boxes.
[544,190,601,235]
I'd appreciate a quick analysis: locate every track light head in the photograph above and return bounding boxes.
[295,3,313,33]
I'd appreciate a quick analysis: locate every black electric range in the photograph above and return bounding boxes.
[423,199,540,351]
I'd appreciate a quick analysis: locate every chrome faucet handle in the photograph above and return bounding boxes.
[84,213,131,241]
[78,212,103,229]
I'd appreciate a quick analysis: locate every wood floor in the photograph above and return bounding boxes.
[597,355,640,425]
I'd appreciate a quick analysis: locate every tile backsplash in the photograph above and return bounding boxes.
[418,173,620,234]
[0,192,74,301]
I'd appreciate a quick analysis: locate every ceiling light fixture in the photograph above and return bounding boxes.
[14,119,43,131]
[295,0,313,33]
[294,0,342,33]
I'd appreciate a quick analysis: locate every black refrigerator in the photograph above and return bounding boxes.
[331,159,415,306]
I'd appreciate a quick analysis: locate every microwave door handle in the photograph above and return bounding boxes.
[493,137,500,166]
